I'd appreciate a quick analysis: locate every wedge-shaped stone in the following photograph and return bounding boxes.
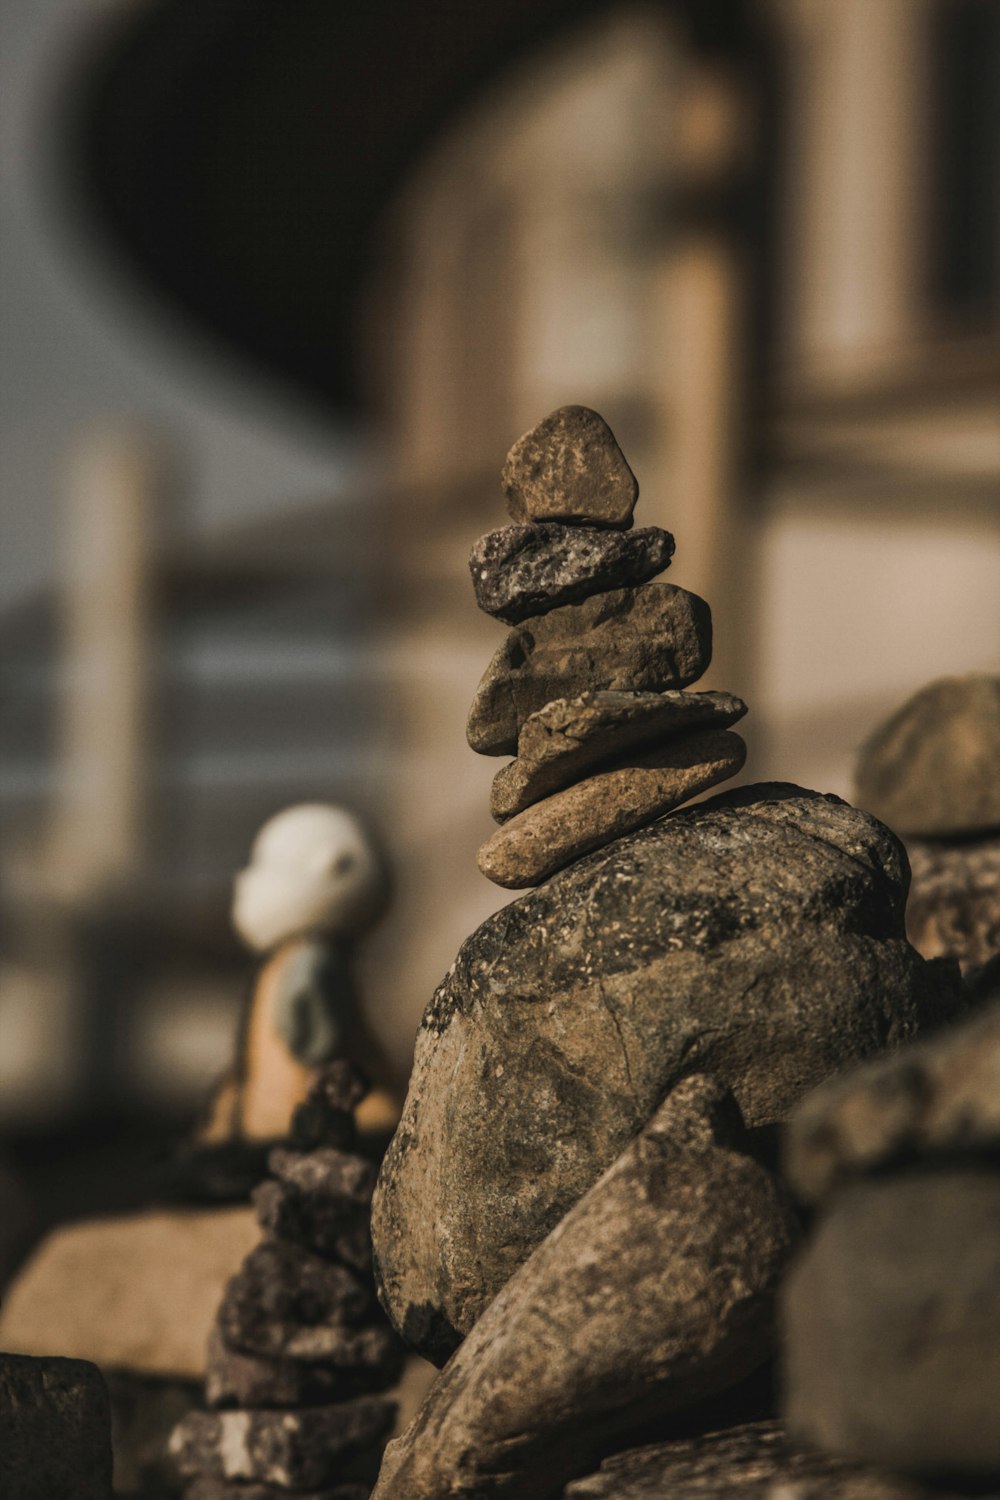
[470,523,673,623]
[371,1077,796,1500]
[491,689,747,821]
[467,584,712,756]
[479,729,746,887]
[502,405,638,527]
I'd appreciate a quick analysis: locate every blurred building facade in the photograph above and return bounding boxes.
[1,0,998,1130]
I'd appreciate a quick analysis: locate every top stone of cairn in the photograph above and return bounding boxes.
[502,405,638,528]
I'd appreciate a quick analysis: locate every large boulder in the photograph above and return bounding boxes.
[373,785,961,1365]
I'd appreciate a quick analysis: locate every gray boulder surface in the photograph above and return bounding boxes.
[372,784,961,1365]
[0,1353,113,1500]
[854,674,1000,837]
[467,584,712,755]
[502,405,638,527]
[490,688,747,820]
[782,1170,1000,1478]
[470,523,673,623]
[785,997,1000,1204]
[478,728,746,887]
[563,1419,985,1499]
[371,1077,796,1500]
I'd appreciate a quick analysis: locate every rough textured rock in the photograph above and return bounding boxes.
[0,1353,113,1500]
[205,1326,403,1408]
[468,584,713,755]
[372,1078,796,1500]
[854,674,1000,837]
[217,1240,371,1359]
[785,998,1000,1203]
[502,405,638,527]
[470,523,673,623]
[372,785,961,1365]
[782,1169,1000,1477]
[905,833,1000,970]
[252,1147,378,1272]
[478,729,746,887]
[563,1420,982,1499]
[0,1206,258,1378]
[169,1398,394,1487]
[491,689,747,820]
[289,1060,365,1150]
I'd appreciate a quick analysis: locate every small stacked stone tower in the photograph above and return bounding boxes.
[467,405,747,888]
[170,1063,403,1500]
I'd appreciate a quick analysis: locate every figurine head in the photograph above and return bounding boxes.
[232,803,387,953]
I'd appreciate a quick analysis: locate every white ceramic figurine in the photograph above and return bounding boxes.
[202,803,397,1142]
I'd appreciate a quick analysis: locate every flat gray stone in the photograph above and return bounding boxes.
[372,785,962,1365]
[467,584,712,756]
[470,523,673,623]
[854,674,1000,837]
[502,406,638,527]
[205,1326,402,1408]
[478,728,746,887]
[169,1399,394,1488]
[785,997,1000,1204]
[564,1420,981,1498]
[782,1170,1000,1477]
[491,689,747,820]
[217,1240,371,1360]
[0,1353,112,1500]
[372,1078,796,1500]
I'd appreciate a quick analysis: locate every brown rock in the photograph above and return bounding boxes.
[371,1077,796,1500]
[905,833,1000,971]
[479,728,746,886]
[0,1353,113,1500]
[784,997,1000,1205]
[0,1207,258,1379]
[491,689,747,820]
[782,1170,1000,1478]
[469,523,673,623]
[564,1419,976,1499]
[217,1240,370,1360]
[205,1326,403,1408]
[169,1398,394,1488]
[854,674,1000,837]
[502,405,638,527]
[467,584,712,756]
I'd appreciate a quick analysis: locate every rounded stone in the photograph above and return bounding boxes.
[372,785,961,1365]
[502,406,638,528]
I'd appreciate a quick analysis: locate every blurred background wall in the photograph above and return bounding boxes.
[0,0,998,1212]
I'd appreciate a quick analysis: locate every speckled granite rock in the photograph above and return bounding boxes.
[470,523,673,623]
[502,405,638,527]
[372,785,961,1365]
[785,998,1000,1203]
[855,675,1000,838]
[467,584,712,755]
[491,689,747,820]
[372,1078,796,1500]
[563,1419,985,1499]
[170,1398,394,1487]
[217,1240,371,1360]
[905,833,1000,971]
[205,1326,403,1409]
[0,1353,113,1500]
[782,1170,1000,1478]
[478,728,746,886]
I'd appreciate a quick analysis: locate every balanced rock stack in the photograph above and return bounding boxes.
[467,405,747,888]
[170,1063,403,1500]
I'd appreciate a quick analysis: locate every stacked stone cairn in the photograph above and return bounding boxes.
[367,406,971,1500]
[467,405,747,888]
[170,1062,403,1500]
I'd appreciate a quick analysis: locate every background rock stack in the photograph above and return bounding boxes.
[467,405,747,888]
[170,1062,403,1500]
